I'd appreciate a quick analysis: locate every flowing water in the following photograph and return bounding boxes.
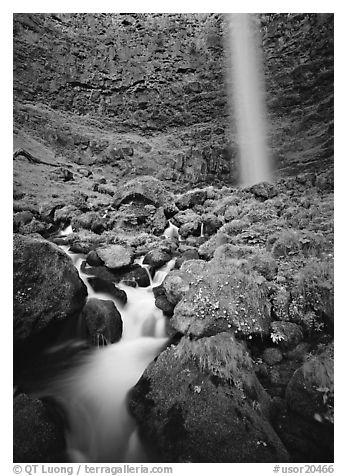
[225,13,272,186]
[27,222,179,462]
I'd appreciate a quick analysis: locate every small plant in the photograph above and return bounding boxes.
[270,330,285,344]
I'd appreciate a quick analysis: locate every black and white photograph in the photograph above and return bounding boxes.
[11,5,335,470]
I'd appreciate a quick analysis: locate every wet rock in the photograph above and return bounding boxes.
[87,277,127,304]
[129,333,289,463]
[201,213,223,236]
[86,250,104,267]
[143,249,171,271]
[286,343,333,423]
[80,261,118,282]
[80,297,123,345]
[96,244,134,270]
[262,348,283,366]
[14,393,65,462]
[120,264,150,287]
[14,234,87,342]
[155,295,175,316]
[162,270,191,306]
[270,322,304,351]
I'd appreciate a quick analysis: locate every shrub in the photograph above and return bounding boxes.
[294,258,334,324]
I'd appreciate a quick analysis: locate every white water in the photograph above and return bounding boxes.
[32,222,180,462]
[163,220,179,240]
[226,13,272,186]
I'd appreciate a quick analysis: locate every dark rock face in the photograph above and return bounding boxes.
[129,333,289,462]
[13,394,66,462]
[80,297,123,345]
[13,14,333,183]
[13,234,87,342]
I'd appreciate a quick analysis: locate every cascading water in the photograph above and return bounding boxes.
[27,222,179,462]
[225,13,272,186]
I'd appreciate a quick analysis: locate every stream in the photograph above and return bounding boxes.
[30,222,180,463]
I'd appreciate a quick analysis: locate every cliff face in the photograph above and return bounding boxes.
[13,13,333,185]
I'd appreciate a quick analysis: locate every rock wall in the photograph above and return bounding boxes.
[13,13,333,184]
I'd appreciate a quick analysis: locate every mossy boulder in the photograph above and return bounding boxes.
[129,333,289,462]
[170,257,272,338]
[14,234,87,342]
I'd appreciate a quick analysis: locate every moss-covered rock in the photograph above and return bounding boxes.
[14,234,87,342]
[129,333,289,462]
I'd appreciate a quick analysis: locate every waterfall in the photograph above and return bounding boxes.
[226,13,272,186]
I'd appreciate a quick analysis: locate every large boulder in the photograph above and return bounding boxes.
[112,176,177,216]
[129,333,289,462]
[80,298,123,346]
[170,258,272,338]
[14,393,65,462]
[14,234,87,342]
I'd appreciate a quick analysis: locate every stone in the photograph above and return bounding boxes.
[129,333,289,463]
[143,249,172,271]
[249,182,279,200]
[86,250,104,267]
[262,348,283,366]
[175,189,208,210]
[201,213,223,236]
[13,210,34,230]
[96,244,134,269]
[14,394,65,462]
[120,264,151,287]
[14,234,87,342]
[80,298,123,345]
[155,295,175,316]
[71,212,106,234]
[112,176,177,216]
[87,277,127,304]
[162,270,191,306]
[170,257,272,338]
